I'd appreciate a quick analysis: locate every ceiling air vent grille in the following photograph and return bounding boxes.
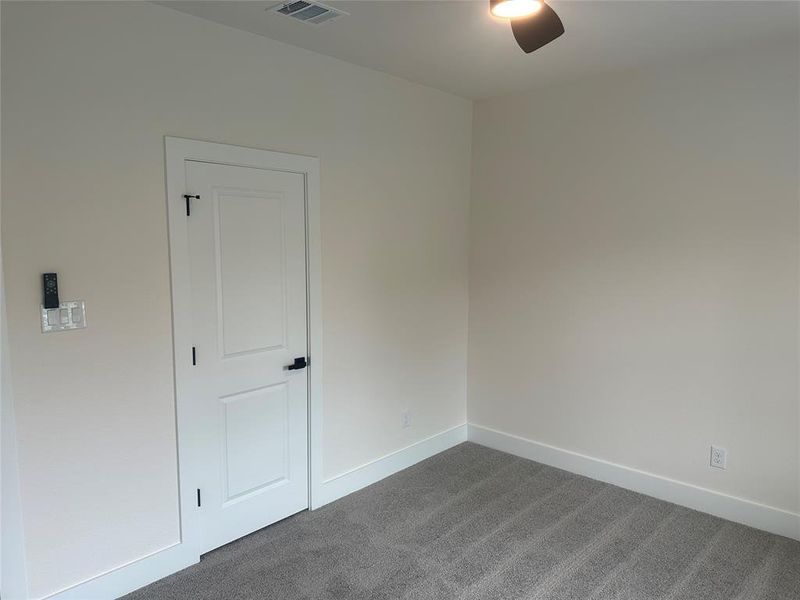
[271,1,348,25]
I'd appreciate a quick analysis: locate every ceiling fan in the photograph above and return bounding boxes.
[490,0,565,53]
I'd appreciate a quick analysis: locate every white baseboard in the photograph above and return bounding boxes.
[312,424,468,509]
[468,423,800,541]
[37,425,467,600]
[38,421,795,599]
[43,542,196,600]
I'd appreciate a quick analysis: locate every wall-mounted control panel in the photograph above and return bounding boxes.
[40,272,87,333]
[41,300,87,333]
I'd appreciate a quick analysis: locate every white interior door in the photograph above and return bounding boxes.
[185,160,309,554]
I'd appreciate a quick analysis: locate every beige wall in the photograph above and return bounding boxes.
[1,2,471,596]
[2,78,29,597]
[469,39,799,514]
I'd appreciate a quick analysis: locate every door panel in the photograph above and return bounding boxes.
[217,192,287,356]
[222,383,288,500]
[185,160,308,554]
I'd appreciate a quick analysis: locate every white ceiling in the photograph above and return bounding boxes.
[158,1,799,99]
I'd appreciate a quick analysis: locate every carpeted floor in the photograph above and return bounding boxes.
[125,443,800,599]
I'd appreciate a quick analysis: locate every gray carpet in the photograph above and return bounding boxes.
[125,443,800,599]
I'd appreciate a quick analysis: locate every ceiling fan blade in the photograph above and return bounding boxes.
[510,3,565,53]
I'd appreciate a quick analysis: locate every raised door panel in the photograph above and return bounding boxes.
[216,191,287,357]
[222,384,289,502]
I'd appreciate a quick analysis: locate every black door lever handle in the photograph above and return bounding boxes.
[286,357,308,370]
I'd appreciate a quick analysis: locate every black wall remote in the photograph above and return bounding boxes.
[43,273,59,309]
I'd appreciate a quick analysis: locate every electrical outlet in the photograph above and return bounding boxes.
[710,445,727,470]
[401,410,411,429]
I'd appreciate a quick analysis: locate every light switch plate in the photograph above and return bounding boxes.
[41,300,86,333]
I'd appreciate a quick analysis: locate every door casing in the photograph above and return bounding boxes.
[165,137,323,559]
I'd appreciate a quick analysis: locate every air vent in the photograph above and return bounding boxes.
[271,1,348,25]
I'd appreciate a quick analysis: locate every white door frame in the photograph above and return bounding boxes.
[164,137,323,559]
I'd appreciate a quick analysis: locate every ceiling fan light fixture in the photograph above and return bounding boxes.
[490,0,543,19]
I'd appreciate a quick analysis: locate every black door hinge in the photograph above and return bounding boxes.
[197,488,201,507]
[183,194,199,216]
[192,346,196,366]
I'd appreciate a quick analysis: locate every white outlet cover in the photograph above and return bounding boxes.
[710,445,727,470]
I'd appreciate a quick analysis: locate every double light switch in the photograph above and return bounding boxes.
[40,272,87,333]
